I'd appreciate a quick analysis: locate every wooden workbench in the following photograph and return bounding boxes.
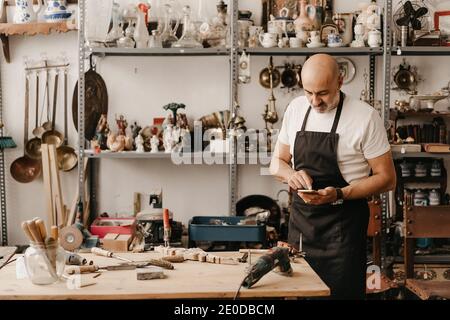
[0,251,329,300]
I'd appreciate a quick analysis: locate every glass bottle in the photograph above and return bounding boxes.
[106,2,124,43]
[172,5,203,48]
[24,241,65,285]
[160,2,180,48]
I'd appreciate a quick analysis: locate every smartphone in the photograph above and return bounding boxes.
[297,189,319,194]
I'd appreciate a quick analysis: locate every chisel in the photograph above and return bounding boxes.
[91,247,133,263]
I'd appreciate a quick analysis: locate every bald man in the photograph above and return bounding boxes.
[270,54,396,300]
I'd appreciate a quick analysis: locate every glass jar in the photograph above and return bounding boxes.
[24,242,65,285]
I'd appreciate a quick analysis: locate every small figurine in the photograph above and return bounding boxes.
[130,121,142,140]
[163,103,186,126]
[94,114,109,150]
[135,131,145,153]
[116,114,128,136]
[150,135,159,153]
[163,124,174,153]
[110,135,125,152]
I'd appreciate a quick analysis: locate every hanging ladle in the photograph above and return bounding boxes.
[57,68,78,172]
[25,71,42,159]
[33,67,51,138]
[10,73,42,183]
[42,70,64,147]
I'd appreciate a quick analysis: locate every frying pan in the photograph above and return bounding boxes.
[57,69,78,172]
[10,74,42,183]
[72,56,108,141]
[42,72,64,147]
[25,72,42,159]
[281,64,299,89]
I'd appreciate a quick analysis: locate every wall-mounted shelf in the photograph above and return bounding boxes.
[0,0,78,63]
[84,150,273,166]
[392,46,450,56]
[0,21,76,36]
[391,110,450,119]
[393,152,450,159]
[241,47,383,56]
[89,47,230,57]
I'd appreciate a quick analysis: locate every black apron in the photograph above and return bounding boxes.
[288,92,369,300]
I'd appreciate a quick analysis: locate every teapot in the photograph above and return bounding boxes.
[367,29,382,47]
[43,0,72,22]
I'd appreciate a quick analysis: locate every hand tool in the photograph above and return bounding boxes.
[65,253,87,266]
[91,247,133,263]
[163,208,171,247]
[235,247,293,299]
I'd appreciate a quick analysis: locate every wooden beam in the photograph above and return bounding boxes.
[404,206,450,238]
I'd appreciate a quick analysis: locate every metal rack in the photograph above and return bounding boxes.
[75,0,448,262]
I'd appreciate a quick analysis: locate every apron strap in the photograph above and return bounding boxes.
[330,91,345,134]
[300,106,312,132]
[300,91,346,134]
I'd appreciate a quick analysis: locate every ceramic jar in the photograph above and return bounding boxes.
[429,189,440,206]
[413,189,428,206]
[43,0,72,22]
[430,160,442,177]
[414,162,427,177]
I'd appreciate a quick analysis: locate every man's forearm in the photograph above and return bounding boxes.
[270,157,295,183]
[342,173,395,200]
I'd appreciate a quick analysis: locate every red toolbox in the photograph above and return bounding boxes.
[90,218,136,239]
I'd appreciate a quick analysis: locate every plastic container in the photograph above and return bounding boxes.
[188,216,266,243]
[24,242,65,285]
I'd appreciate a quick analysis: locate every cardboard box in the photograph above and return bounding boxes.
[102,233,132,252]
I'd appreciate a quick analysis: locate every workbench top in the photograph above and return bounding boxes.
[0,251,330,300]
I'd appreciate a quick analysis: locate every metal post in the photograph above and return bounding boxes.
[0,48,7,245]
[78,0,86,207]
[229,0,239,215]
[381,0,393,272]
[369,55,375,107]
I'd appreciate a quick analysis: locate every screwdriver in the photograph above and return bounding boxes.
[91,247,133,263]
[163,208,171,248]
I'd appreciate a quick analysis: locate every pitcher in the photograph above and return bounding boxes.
[294,0,315,33]
[13,0,42,24]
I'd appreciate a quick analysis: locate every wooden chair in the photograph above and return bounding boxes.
[366,199,397,295]
[403,205,450,300]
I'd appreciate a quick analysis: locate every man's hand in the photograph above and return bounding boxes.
[298,187,338,205]
[288,170,313,191]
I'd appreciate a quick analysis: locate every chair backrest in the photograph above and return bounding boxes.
[403,205,450,278]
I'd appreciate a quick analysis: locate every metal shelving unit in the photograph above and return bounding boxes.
[75,1,448,260]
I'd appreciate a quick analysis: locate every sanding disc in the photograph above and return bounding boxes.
[59,226,83,251]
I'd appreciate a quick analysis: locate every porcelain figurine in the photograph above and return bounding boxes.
[110,135,125,152]
[150,134,159,153]
[116,114,128,136]
[163,124,174,153]
[135,132,145,153]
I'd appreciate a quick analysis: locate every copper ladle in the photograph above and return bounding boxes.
[42,71,64,147]
[10,73,42,183]
[57,68,77,172]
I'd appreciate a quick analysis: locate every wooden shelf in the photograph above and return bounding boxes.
[391,110,450,119]
[0,21,76,36]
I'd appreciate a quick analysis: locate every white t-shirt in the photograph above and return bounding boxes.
[277,94,390,184]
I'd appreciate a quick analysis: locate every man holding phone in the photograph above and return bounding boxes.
[270,54,396,299]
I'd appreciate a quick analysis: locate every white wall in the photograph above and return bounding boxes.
[2,0,450,245]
